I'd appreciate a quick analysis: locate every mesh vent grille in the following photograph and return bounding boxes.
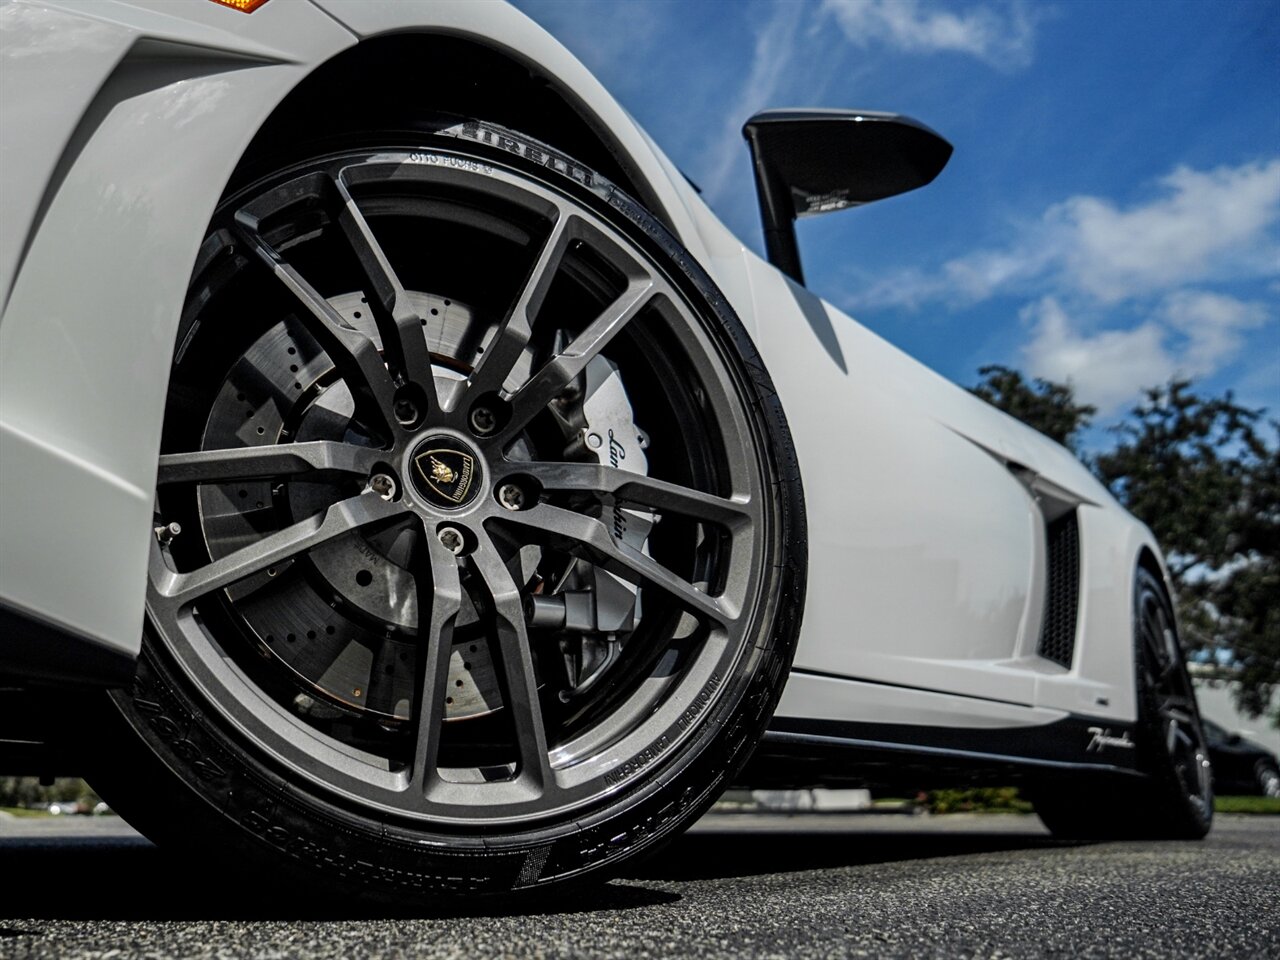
[1037,511,1080,668]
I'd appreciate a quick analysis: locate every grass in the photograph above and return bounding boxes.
[0,806,51,818]
[926,787,1034,815]
[1214,795,1280,814]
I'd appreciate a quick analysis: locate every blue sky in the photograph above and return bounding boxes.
[512,0,1279,435]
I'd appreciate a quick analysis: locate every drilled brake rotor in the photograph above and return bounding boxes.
[198,290,509,722]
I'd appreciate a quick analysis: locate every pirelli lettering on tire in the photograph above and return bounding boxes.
[451,120,597,190]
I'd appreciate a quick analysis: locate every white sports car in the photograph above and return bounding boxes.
[0,0,1211,896]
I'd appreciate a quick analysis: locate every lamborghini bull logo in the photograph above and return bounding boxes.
[429,456,456,485]
[412,445,477,507]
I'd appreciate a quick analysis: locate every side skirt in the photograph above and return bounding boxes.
[737,715,1143,792]
[0,602,134,775]
[0,600,136,688]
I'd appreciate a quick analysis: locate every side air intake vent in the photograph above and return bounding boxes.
[1037,511,1080,668]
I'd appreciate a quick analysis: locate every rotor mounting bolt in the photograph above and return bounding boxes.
[438,526,466,556]
[369,473,397,501]
[155,522,182,545]
[498,483,525,512]
[470,406,497,435]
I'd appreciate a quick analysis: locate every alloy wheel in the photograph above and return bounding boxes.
[1137,584,1213,822]
[147,149,772,827]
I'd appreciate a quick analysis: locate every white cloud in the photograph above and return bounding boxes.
[820,0,1038,69]
[701,1,805,204]
[1020,292,1271,414]
[1021,298,1175,414]
[856,158,1280,311]
[988,164,1279,416]
[1053,162,1280,302]
[1160,289,1268,375]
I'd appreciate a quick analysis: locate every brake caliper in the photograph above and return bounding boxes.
[528,355,657,697]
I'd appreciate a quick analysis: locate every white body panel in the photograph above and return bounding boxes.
[0,0,1163,734]
[1,0,351,653]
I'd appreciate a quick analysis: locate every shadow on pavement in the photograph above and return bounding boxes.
[627,824,1070,882]
[0,835,676,921]
[0,821,1069,920]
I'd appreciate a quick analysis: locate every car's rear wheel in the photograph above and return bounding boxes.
[1033,567,1212,840]
[89,121,805,897]
[1130,568,1214,837]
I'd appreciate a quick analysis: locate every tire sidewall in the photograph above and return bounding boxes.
[95,121,807,895]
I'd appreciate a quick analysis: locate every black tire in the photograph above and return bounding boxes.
[1033,567,1212,840]
[87,120,806,899]
[1257,761,1280,799]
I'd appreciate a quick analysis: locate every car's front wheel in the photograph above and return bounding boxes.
[89,121,805,898]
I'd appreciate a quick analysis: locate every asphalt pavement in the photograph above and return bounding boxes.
[1,810,1277,959]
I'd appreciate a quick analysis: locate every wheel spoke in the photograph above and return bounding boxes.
[498,277,655,443]
[510,461,751,528]
[1160,706,1196,725]
[333,173,439,407]
[1159,694,1196,714]
[157,441,380,485]
[497,502,732,625]
[408,532,463,792]
[463,210,578,404]
[1160,629,1185,681]
[1141,616,1172,678]
[151,492,406,609]
[234,201,396,433]
[469,532,554,791]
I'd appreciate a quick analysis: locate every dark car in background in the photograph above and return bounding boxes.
[1203,719,1280,797]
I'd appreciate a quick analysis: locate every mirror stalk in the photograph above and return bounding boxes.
[746,125,805,284]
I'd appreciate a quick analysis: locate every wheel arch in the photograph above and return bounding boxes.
[0,0,700,669]
[229,31,677,234]
[1136,544,1176,605]
[1135,542,1188,655]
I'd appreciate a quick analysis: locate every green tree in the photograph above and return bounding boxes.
[1095,382,1280,725]
[970,364,1097,451]
[0,776,99,809]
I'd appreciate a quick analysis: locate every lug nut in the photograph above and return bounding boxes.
[438,526,466,556]
[469,405,497,435]
[498,483,525,511]
[393,398,419,426]
[369,473,397,501]
[155,522,182,545]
